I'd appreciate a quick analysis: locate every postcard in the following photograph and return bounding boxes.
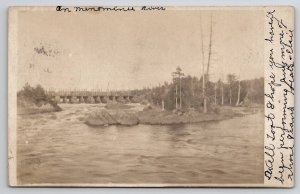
[8,6,294,187]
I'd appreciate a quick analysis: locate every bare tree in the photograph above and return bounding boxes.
[175,85,178,109]
[214,83,217,105]
[200,13,214,113]
[161,99,165,110]
[206,14,213,81]
[236,78,241,106]
[200,15,207,113]
[221,81,224,105]
[171,72,178,109]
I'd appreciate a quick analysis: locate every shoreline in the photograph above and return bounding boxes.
[17,102,263,126]
[17,103,62,115]
[85,105,263,126]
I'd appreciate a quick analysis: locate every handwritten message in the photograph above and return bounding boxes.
[264,9,294,187]
[56,6,166,13]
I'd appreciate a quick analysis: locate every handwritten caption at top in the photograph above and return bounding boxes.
[56,6,166,13]
[264,9,294,186]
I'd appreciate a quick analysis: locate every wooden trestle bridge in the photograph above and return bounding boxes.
[45,90,134,104]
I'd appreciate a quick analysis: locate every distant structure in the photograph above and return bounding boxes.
[45,90,134,104]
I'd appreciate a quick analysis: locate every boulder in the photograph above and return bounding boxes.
[85,109,138,126]
[115,111,139,126]
[85,110,117,126]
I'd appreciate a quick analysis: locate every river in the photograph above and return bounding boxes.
[17,104,264,185]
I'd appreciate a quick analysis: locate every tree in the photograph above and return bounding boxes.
[17,83,61,111]
[130,74,264,111]
[216,78,224,106]
[200,15,207,113]
[200,13,214,113]
[227,74,237,105]
[206,14,213,81]
[214,83,217,105]
[172,67,185,109]
[236,77,241,106]
[221,80,224,105]
[172,72,178,109]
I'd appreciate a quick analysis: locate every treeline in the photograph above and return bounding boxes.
[132,68,264,111]
[17,83,60,110]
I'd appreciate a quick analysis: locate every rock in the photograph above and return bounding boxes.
[115,112,138,126]
[85,109,138,126]
[171,109,184,116]
[100,111,117,124]
[143,104,153,111]
[85,118,105,126]
[85,110,117,126]
[177,111,184,116]
[77,117,85,121]
[105,102,131,110]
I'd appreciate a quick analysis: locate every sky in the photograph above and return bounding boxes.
[16,7,264,91]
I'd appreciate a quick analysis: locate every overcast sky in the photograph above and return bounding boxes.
[17,7,264,91]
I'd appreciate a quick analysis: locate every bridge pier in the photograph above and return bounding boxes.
[129,96,134,102]
[95,96,101,103]
[115,96,120,102]
[67,96,72,103]
[82,96,88,103]
[100,96,107,103]
[79,96,85,103]
[70,96,78,103]
[108,96,116,102]
[53,96,60,103]
[87,96,95,103]
[123,96,129,103]
[62,97,68,103]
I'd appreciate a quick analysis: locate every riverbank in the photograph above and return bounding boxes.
[17,100,62,115]
[138,106,258,125]
[85,105,263,126]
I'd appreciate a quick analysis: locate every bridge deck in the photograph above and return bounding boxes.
[45,90,135,104]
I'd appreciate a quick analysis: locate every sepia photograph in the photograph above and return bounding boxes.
[8,6,294,187]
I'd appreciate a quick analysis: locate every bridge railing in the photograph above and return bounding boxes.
[45,90,133,97]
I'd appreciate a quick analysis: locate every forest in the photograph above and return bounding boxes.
[132,67,264,112]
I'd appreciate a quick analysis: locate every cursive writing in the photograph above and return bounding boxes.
[264,9,294,186]
[56,6,166,13]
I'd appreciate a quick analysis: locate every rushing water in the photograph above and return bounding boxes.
[17,104,264,185]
